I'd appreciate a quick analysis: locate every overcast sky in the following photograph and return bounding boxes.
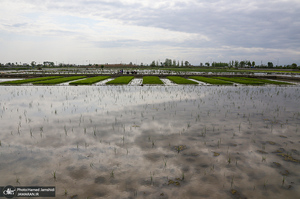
[0,0,299,66]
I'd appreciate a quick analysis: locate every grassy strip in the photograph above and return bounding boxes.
[163,68,231,73]
[0,76,62,85]
[142,76,164,84]
[106,76,134,84]
[213,77,265,85]
[69,76,110,85]
[167,76,198,84]
[238,77,292,85]
[238,69,300,74]
[33,76,86,85]
[189,76,233,85]
[162,68,300,74]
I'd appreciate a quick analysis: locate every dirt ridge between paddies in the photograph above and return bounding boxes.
[0,76,63,85]
[167,76,198,84]
[106,76,134,85]
[70,76,110,85]
[33,76,86,85]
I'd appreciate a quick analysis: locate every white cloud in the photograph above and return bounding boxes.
[0,0,299,65]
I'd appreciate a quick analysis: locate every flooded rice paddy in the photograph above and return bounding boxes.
[0,85,299,198]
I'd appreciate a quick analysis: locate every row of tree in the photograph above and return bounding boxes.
[150,59,191,67]
[149,59,298,69]
[0,59,298,69]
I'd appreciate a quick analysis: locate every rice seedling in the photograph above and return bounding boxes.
[64,126,67,136]
[33,76,86,85]
[16,176,20,184]
[264,179,268,189]
[166,76,198,84]
[150,171,154,185]
[69,76,110,85]
[163,158,167,167]
[52,171,56,180]
[93,127,96,136]
[240,77,292,85]
[142,76,164,84]
[175,145,186,153]
[0,76,62,85]
[106,76,134,84]
[64,189,68,196]
[189,76,233,85]
[228,155,231,164]
[213,77,265,85]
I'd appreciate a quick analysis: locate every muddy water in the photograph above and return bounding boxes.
[0,86,299,199]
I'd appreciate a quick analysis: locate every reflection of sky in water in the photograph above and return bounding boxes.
[0,86,300,198]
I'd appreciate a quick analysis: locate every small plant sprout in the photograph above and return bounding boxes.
[110,170,114,178]
[282,176,285,186]
[264,179,268,189]
[182,172,185,181]
[52,171,56,180]
[228,155,231,164]
[93,127,96,136]
[0,140,1,147]
[16,177,20,184]
[64,126,67,136]
[262,156,266,162]
[231,176,234,188]
[163,158,167,168]
[30,129,33,137]
[64,189,68,196]
[150,171,154,185]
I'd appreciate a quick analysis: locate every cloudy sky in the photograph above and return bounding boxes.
[0,0,299,66]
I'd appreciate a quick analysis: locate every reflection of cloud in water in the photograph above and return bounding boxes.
[0,86,300,198]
